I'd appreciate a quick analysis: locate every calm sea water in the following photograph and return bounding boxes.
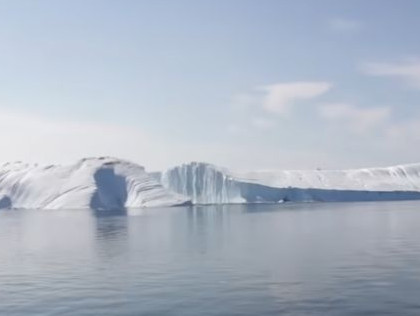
[1,201,420,315]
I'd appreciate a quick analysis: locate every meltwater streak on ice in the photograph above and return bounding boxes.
[161,162,243,204]
[0,157,189,210]
[161,162,420,204]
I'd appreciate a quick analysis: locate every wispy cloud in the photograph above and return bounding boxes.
[329,18,362,32]
[260,81,332,115]
[362,59,420,89]
[228,81,332,134]
[319,103,391,133]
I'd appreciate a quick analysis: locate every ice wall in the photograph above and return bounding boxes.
[161,162,244,204]
[161,162,420,204]
[0,157,190,210]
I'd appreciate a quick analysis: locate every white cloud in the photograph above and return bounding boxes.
[362,59,420,89]
[329,18,362,32]
[260,81,332,115]
[319,103,391,133]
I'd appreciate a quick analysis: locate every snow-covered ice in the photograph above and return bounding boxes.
[1,157,420,210]
[0,157,189,210]
[160,162,420,204]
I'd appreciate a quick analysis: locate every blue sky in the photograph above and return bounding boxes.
[0,0,420,170]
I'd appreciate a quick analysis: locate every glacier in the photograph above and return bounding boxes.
[0,157,189,210]
[160,162,420,204]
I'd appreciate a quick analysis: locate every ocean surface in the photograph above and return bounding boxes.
[1,201,420,315]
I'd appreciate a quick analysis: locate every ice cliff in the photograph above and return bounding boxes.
[0,157,189,210]
[160,162,420,204]
[2,158,420,210]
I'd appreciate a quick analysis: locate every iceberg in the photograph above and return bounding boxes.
[0,157,189,210]
[2,157,420,210]
[160,162,420,204]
